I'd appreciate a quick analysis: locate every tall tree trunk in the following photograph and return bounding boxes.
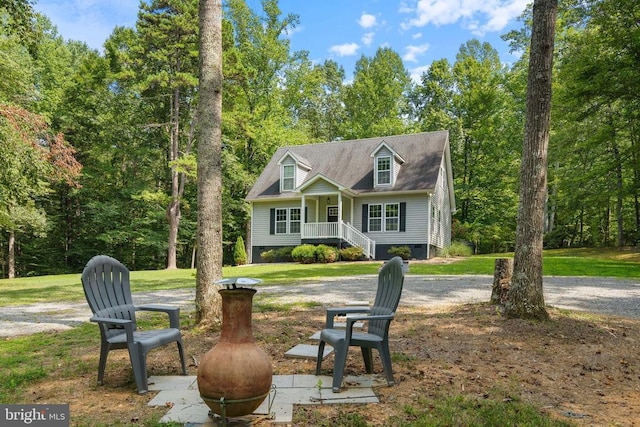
[505,0,557,320]
[195,0,223,326]
[167,88,182,269]
[245,218,252,264]
[8,231,15,279]
[614,142,624,247]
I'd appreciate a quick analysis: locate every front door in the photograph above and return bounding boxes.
[327,206,338,223]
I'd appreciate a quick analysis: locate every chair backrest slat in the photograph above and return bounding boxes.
[82,255,137,333]
[369,256,404,337]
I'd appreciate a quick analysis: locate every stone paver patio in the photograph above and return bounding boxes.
[147,374,383,425]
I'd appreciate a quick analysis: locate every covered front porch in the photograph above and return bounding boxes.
[299,192,375,259]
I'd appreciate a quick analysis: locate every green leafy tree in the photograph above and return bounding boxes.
[123,0,200,269]
[0,105,81,278]
[551,0,640,247]
[342,47,412,139]
[221,0,303,261]
[283,57,346,142]
[412,41,521,252]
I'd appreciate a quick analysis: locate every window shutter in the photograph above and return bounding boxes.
[270,208,275,235]
[400,202,406,232]
[362,204,368,233]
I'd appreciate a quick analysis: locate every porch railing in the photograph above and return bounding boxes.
[302,222,339,239]
[302,221,375,259]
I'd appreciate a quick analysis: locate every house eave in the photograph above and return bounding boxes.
[247,188,435,203]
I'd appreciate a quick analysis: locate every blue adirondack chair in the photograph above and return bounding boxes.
[81,255,187,393]
[316,256,405,392]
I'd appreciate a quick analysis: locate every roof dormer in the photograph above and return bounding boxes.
[277,151,311,193]
[371,141,405,187]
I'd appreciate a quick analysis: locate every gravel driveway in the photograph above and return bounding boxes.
[2,275,639,337]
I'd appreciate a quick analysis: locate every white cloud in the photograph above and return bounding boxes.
[409,65,431,84]
[412,32,423,39]
[358,13,377,29]
[329,43,360,57]
[473,0,529,35]
[400,0,528,35]
[403,43,430,62]
[362,32,375,47]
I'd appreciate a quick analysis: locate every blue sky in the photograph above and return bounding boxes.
[33,0,528,82]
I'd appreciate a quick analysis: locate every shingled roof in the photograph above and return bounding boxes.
[246,131,449,201]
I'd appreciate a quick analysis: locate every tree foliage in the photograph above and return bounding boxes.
[1,0,639,278]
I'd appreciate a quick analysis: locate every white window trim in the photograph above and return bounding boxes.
[281,164,295,192]
[290,207,301,234]
[275,208,288,234]
[385,203,400,232]
[368,202,400,232]
[276,207,301,234]
[375,156,392,186]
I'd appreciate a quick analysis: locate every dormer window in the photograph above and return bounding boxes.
[278,151,311,193]
[281,164,295,191]
[376,156,391,186]
[371,141,404,188]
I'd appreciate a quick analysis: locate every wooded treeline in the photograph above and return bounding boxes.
[1,0,638,277]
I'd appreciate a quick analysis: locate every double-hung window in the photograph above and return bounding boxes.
[369,204,382,232]
[281,164,295,191]
[274,207,301,234]
[368,202,399,232]
[376,156,391,185]
[275,208,288,234]
[290,208,301,233]
[385,203,399,231]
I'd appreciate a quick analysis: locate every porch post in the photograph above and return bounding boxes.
[350,197,354,225]
[301,194,306,239]
[338,193,343,239]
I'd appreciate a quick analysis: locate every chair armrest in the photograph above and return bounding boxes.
[345,314,394,340]
[325,306,370,328]
[90,316,135,343]
[136,304,181,329]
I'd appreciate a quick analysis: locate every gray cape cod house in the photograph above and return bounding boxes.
[245,131,456,263]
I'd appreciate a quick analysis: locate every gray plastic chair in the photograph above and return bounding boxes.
[316,256,405,392]
[81,255,187,393]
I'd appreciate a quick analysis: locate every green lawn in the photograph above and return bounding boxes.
[1,247,639,307]
[2,247,634,425]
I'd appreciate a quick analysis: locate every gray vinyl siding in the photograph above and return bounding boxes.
[355,194,430,245]
[430,159,452,249]
[252,202,302,247]
[304,179,338,195]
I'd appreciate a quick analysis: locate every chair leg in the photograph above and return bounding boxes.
[127,343,148,394]
[331,341,348,393]
[361,347,374,373]
[315,341,326,375]
[176,340,187,375]
[97,343,109,385]
[379,342,395,386]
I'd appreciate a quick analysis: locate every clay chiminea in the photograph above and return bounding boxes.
[197,279,272,418]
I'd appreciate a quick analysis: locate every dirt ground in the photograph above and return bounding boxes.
[24,301,640,426]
